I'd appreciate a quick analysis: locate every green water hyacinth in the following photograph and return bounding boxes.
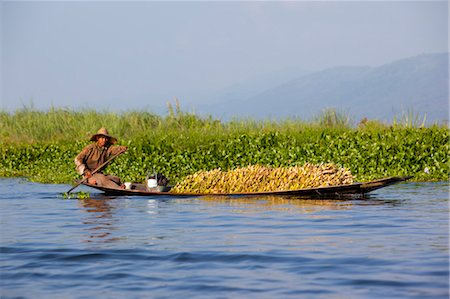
[61,191,91,199]
[0,108,448,184]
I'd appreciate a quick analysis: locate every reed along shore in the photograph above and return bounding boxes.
[1,108,448,184]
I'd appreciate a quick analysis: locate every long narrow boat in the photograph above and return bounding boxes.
[81,176,412,198]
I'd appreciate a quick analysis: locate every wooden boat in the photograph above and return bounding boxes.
[81,176,412,198]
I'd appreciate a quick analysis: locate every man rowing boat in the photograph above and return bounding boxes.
[74,128,128,189]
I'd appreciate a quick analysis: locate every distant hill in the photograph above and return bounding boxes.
[199,53,449,124]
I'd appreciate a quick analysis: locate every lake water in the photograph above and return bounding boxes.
[0,178,448,299]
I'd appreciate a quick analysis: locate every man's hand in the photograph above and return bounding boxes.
[84,170,93,178]
[84,170,97,184]
[118,146,128,153]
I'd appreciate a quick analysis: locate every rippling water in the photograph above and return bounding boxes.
[0,178,448,298]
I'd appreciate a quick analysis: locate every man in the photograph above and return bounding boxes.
[75,127,128,189]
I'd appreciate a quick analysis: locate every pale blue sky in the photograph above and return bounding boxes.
[1,1,448,114]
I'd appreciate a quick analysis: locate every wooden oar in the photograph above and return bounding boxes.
[66,150,125,195]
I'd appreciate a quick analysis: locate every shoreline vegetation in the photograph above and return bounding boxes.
[1,105,448,185]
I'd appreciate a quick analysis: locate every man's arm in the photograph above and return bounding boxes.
[109,145,128,156]
[74,146,91,176]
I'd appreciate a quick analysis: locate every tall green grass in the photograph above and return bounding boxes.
[1,107,448,184]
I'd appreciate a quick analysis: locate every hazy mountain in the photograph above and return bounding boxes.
[199,53,448,124]
[191,67,310,116]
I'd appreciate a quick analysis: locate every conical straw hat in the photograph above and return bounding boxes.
[90,127,117,144]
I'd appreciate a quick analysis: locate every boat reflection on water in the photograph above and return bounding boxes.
[197,194,404,213]
[78,197,115,214]
[198,195,353,213]
[77,197,123,243]
[73,193,406,243]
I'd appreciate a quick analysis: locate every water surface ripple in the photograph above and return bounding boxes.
[0,179,448,298]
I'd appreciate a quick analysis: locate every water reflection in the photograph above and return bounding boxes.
[146,199,159,214]
[79,198,115,215]
[73,193,408,243]
[198,194,405,213]
[77,198,122,243]
[198,195,352,213]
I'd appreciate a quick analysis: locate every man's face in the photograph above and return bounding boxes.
[97,136,108,147]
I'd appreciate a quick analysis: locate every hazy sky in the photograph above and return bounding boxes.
[1,1,448,113]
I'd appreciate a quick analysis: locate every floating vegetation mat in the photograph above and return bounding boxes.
[170,163,354,194]
[61,191,91,199]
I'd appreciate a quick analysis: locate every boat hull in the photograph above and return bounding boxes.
[80,176,412,198]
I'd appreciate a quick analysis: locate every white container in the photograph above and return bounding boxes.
[147,179,158,188]
[124,182,132,189]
